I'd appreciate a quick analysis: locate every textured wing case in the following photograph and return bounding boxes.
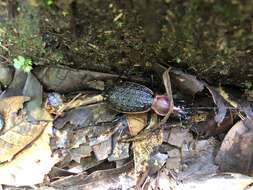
[105,82,154,113]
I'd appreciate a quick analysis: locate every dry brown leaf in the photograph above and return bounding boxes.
[34,66,121,93]
[70,143,92,163]
[0,122,60,186]
[175,173,253,190]
[0,90,53,163]
[179,138,219,181]
[205,85,228,124]
[133,129,163,174]
[127,113,147,136]
[170,68,205,96]
[0,117,47,163]
[167,126,193,147]
[215,119,253,175]
[161,68,174,124]
[92,138,112,161]
[0,96,30,128]
[42,161,135,190]
[0,96,42,163]
[53,107,92,129]
[152,172,253,190]
[30,107,53,122]
[108,129,130,161]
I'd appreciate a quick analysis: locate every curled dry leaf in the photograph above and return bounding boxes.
[34,66,120,93]
[22,73,43,119]
[170,68,205,97]
[80,156,104,171]
[160,67,230,125]
[0,123,60,186]
[154,66,242,125]
[43,161,135,190]
[23,73,53,122]
[161,68,174,124]
[215,119,253,175]
[194,113,234,137]
[205,85,228,124]
[44,172,88,189]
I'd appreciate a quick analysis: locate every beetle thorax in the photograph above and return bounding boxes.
[151,95,170,116]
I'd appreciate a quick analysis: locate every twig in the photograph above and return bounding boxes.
[0,54,11,64]
[54,93,82,119]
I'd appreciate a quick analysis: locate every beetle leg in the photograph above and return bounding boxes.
[160,68,174,124]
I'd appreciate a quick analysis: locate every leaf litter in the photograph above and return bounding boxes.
[0,66,253,189]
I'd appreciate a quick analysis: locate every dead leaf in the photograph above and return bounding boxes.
[194,113,234,137]
[167,126,193,147]
[80,156,104,171]
[48,166,79,180]
[0,123,60,186]
[159,67,231,125]
[70,129,90,149]
[0,96,41,163]
[0,70,27,98]
[52,126,72,149]
[175,173,253,190]
[205,85,228,124]
[170,68,205,97]
[166,149,181,171]
[70,143,92,163]
[133,129,163,174]
[0,115,47,163]
[92,138,112,161]
[22,73,43,121]
[53,107,92,129]
[240,102,253,121]
[108,128,130,162]
[161,68,174,124]
[151,172,253,190]
[42,161,135,190]
[0,96,30,121]
[127,113,147,136]
[34,66,121,93]
[179,138,219,181]
[148,152,168,173]
[215,119,253,175]
[45,172,88,189]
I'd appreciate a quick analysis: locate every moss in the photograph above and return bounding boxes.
[1,0,253,88]
[0,0,68,66]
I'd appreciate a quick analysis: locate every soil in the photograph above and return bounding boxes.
[1,0,253,88]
